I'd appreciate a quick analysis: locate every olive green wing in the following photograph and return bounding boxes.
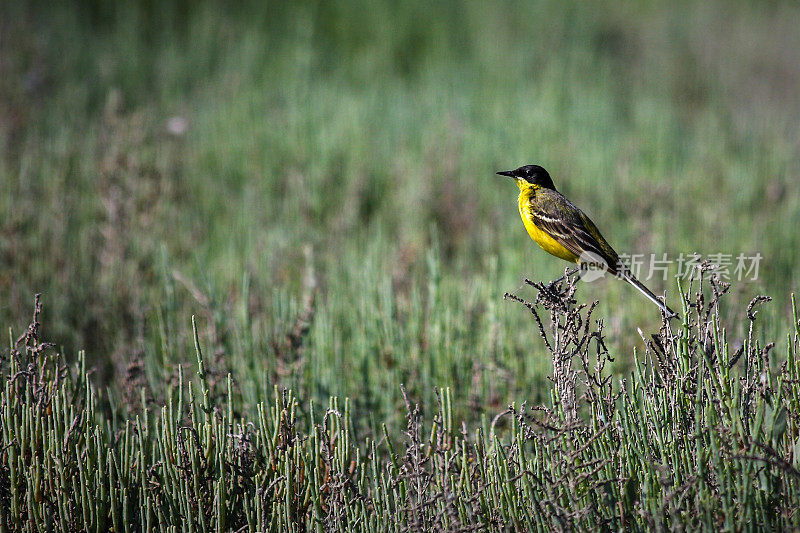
[529,192,621,273]
[529,190,678,317]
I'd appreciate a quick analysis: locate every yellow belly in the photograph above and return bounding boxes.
[519,201,580,263]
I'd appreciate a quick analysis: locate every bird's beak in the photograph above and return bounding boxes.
[496,170,515,178]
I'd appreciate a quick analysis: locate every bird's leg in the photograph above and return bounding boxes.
[547,267,580,288]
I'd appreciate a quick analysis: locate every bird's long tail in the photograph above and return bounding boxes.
[620,270,678,319]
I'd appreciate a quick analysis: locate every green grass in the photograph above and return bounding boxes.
[2,0,800,528]
[4,277,800,530]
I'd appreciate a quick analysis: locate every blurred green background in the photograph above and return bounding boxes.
[2,0,799,431]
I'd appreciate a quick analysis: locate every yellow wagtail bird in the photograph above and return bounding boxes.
[497,164,677,318]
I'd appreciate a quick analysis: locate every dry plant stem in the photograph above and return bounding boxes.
[505,270,604,423]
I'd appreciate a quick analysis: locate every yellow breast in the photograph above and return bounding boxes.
[518,191,580,263]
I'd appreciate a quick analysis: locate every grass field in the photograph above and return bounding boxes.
[2,0,800,529]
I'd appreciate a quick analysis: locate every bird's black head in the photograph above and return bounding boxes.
[496,164,556,189]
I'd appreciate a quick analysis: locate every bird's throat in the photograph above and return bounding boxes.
[516,183,539,205]
[516,180,539,194]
